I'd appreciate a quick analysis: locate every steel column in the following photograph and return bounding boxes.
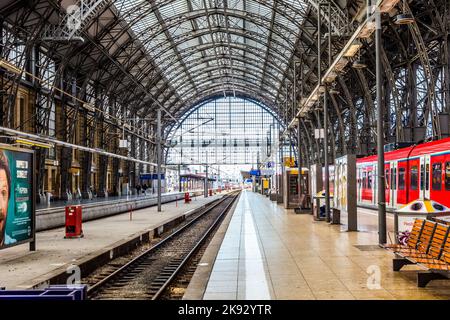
[157,108,162,212]
[204,165,208,197]
[318,3,330,221]
[375,5,386,244]
[297,117,302,206]
[178,164,181,192]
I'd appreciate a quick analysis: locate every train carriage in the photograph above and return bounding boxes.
[356,137,450,209]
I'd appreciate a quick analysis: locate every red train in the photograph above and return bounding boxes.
[357,137,450,209]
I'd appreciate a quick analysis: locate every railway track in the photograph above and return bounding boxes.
[86,191,240,300]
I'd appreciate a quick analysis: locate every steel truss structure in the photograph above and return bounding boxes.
[0,0,449,195]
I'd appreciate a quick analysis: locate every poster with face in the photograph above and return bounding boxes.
[0,147,34,249]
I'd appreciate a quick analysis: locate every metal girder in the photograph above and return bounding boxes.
[404,1,439,138]
[170,88,280,124]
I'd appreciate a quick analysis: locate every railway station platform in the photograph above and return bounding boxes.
[35,190,209,231]
[0,192,225,290]
[184,191,450,300]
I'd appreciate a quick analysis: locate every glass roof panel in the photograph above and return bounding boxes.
[114,0,313,111]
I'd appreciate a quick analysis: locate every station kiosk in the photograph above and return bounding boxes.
[283,168,310,210]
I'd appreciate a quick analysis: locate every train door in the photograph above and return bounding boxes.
[444,158,450,208]
[385,162,390,206]
[362,165,373,203]
[390,161,397,208]
[373,164,377,205]
[419,156,425,200]
[423,155,430,200]
[408,158,420,203]
[430,155,446,205]
[357,165,362,203]
[396,160,407,205]
[368,166,374,203]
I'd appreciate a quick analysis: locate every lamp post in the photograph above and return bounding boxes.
[318,2,331,222]
[373,2,387,244]
[294,60,303,203]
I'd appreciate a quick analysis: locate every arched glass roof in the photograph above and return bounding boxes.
[111,0,347,120]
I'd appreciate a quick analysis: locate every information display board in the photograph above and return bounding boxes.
[0,145,35,250]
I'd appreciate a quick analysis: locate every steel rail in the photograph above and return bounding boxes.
[150,191,239,300]
[86,191,239,298]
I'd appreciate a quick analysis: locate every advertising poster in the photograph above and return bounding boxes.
[333,154,357,230]
[333,158,347,212]
[0,146,34,249]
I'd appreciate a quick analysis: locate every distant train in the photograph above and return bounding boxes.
[356,137,450,209]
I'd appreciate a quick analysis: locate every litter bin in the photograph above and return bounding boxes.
[184,192,191,203]
[65,205,83,238]
[209,189,213,197]
[331,208,341,224]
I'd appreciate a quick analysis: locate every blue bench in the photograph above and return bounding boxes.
[0,285,87,300]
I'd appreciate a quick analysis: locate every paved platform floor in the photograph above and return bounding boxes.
[194,191,450,300]
[0,193,222,289]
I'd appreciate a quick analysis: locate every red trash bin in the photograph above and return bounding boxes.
[209,189,213,197]
[184,192,191,203]
[65,205,83,238]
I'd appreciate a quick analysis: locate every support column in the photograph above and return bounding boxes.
[60,147,72,200]
[178,164,182,192]
[112,157,120,196]
[279,138,284,203]
[297,118,302,206]
[375,3,387,244]
[157,108,162,212]
[97,155,108,197]
[204,165,209,197]
[318,2,330,222]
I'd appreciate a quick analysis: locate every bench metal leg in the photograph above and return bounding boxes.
[393,258,413,271]
[417,272,447,288]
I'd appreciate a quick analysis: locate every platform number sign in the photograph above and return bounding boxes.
[0,145,35,250]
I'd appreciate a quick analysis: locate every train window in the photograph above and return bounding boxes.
[420,164,424,190]
[367,172,372,189]
[398,168,405,190]
[393,168,397,189]
[432,163,442,191]
[385,169,390,189]
[445,162,450,191]
[426,164,430,190]
[391,168,394,190]
[410,166,418,190]
[363,172,366,188]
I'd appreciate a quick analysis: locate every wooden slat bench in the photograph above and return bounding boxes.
[384,218,450,287]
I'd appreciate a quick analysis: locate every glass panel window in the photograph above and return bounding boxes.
[385,169,390,189]
[393,168,397,189]
[398,167,406,190]
[445,162,450,191]
[410,166,418,190]
[432,163,442,191]
[426,163,430,190]
[420,164,424,190]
